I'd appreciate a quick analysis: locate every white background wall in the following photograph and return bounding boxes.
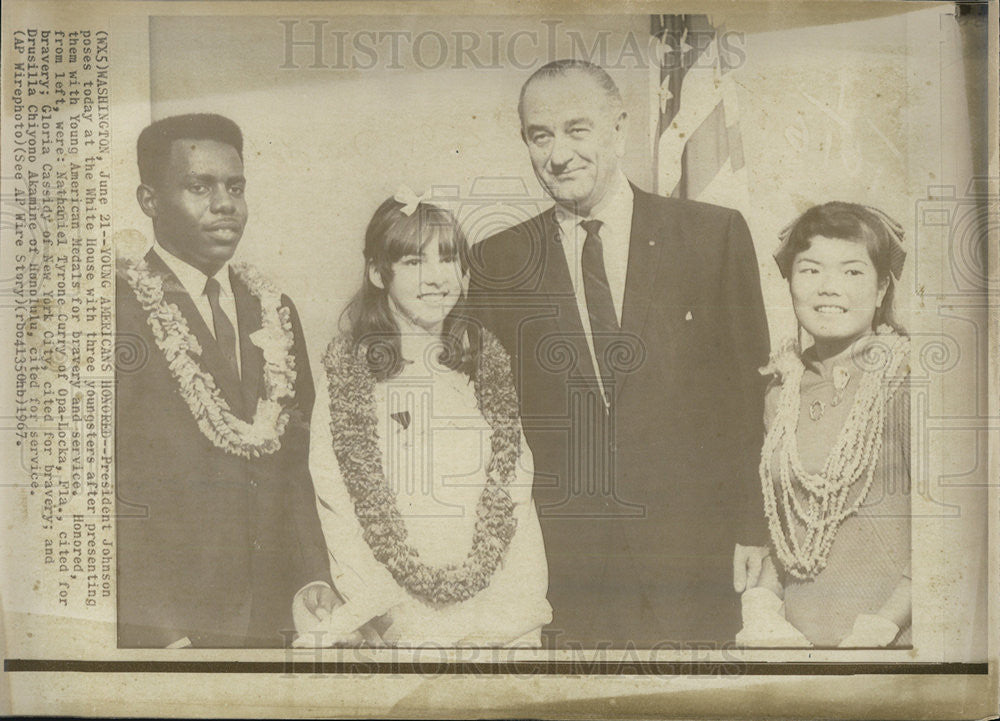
[120,8,964,348]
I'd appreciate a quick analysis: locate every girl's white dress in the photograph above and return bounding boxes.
[309,356,552,647]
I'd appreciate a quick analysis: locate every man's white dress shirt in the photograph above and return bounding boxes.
[154,247,241,377]
[552,171,634,403]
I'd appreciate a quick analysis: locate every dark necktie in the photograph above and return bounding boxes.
[579,219,620,392]
[204,276,239,376]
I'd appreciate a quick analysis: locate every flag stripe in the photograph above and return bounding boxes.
[728,121,745,171]
[652,13,748,204]
[678,101,727,199]
[656,40,725,196]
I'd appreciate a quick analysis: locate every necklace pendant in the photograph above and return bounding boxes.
[831,367,851,407]
[808,399,825,421]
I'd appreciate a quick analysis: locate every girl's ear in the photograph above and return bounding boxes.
[877,275,890,307]
[368,262,385,290]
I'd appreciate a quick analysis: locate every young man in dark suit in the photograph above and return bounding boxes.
[469,61,771,648]
[116,114,334,647]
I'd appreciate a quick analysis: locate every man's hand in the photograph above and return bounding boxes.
[292,581,337,633]
[291,582,366,647]
[733,544,770,592]
[302,582,336,621]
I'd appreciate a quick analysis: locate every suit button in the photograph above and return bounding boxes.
[252,539,263,551]
[249,479,258,489]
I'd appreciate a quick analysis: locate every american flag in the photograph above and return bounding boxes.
[651,15,748,207]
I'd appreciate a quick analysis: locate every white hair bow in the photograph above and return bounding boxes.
[393,185,429,216]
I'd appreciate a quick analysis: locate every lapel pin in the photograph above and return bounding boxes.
[648,240,656,247]
[685,311,693,321]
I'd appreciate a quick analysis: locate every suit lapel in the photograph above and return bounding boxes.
[620,187,669,334]
[232,268,265,415]
[145,249,248,420]
[616,188,674,396]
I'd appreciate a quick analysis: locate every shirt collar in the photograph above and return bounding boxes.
[153,246,233,300]
[801,331,879,379]
[552,171,633,237]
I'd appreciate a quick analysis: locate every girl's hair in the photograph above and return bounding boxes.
[774,201,907,335]
[342,196,479,381]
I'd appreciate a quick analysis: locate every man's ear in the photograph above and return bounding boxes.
[367,262,385,290]
[613,109,629,158]
[136,184,158,220]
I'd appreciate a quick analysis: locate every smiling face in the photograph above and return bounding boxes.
[790,235,889,348]
[519,71,627,216]
[373,241,464,337]
[138,138,248,276]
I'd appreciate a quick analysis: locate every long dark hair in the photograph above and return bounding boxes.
[342,196,479,381]
[774,201,907,336]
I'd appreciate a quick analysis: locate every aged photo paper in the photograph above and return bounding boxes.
[1,0,996,717]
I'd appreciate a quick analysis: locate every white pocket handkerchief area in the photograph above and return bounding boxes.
[685,311,693,321]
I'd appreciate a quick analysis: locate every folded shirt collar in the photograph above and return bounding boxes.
[153,246,233,301]
[552,170,633,237]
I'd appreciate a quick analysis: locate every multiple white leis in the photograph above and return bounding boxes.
[759,327,910,580]
[121,257,297,458]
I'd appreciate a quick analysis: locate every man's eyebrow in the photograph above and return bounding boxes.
[563,117,593,127]
[523,123,551,135]
[185,172,246,184]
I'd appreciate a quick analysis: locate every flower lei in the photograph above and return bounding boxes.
[323,331,521,605]
[759,326,910,580]
[120,257,297,458]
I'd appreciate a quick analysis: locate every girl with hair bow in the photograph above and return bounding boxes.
[302,188,551,647]
[737,202,912,648]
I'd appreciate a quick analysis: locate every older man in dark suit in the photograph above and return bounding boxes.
[116,114,334,647]
[469,60,771,648]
